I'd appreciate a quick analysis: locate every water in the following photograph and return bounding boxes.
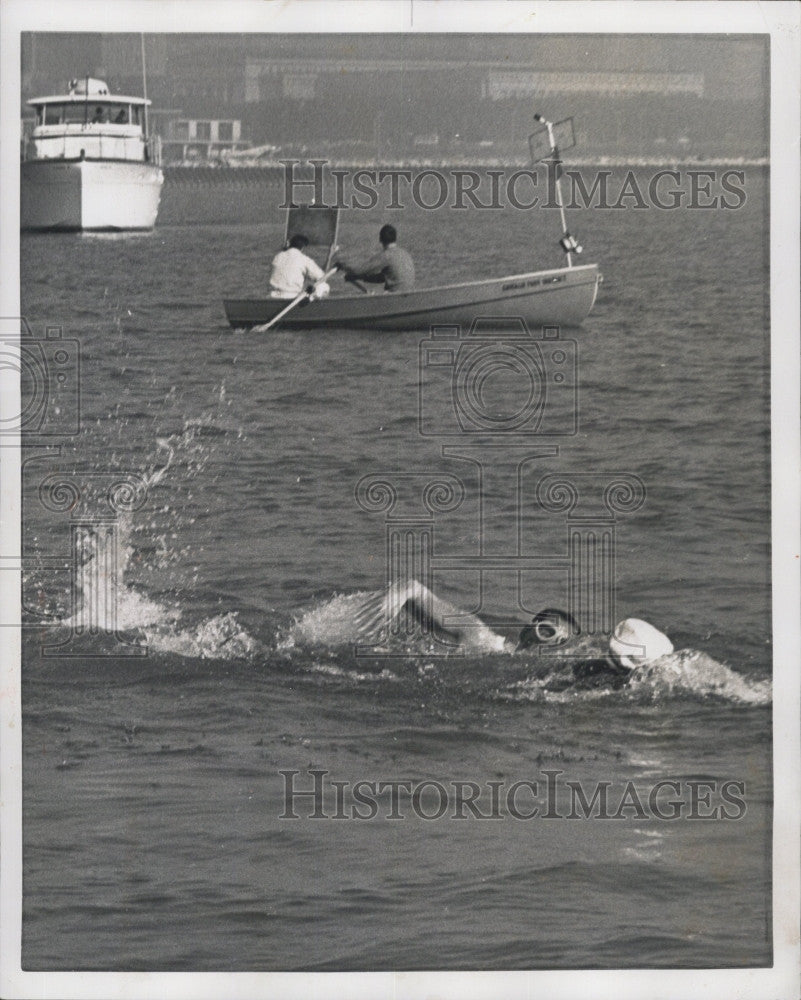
[19,167,772,970]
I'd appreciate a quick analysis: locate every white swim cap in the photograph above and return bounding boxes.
[609,618,673,669]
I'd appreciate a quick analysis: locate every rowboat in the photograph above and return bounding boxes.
[225,262,601,331]
[224,114,600,332]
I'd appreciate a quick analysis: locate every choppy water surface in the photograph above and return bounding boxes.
[19,167,771,970]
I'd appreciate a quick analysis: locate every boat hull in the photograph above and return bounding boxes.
[21,158,164,231]
[224,264,600,331]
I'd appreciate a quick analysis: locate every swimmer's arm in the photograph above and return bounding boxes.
[353,580,508,651]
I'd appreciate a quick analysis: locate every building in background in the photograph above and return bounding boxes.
[162,118,247,163]
[21,33,769,162]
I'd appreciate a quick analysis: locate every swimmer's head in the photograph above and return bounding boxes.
[516,608,579,652]
[609,618,673,670]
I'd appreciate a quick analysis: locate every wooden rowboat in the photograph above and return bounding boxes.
[225,116,600,332]
[224,262,601,331]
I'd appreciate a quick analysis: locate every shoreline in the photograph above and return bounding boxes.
[164,156,769,174]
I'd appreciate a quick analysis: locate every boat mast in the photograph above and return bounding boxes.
[539,114,570,267]
[140,33,149,137]
[532,112,581,269]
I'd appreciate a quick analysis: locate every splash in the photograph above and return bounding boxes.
[286,588,771,705]
[309,661,400,684]
[627,649,772,705]
[141,610,261,660]
[57,425,261,662]
[289,590,380,649]
[502,649,771,706]
[289,583,507,655]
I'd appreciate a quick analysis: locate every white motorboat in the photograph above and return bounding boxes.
[21,77,164,231]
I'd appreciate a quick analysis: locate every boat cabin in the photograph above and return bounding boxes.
[24,78,158,164]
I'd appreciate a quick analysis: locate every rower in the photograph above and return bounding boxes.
[269,234,331,300]
[337,224,415,293]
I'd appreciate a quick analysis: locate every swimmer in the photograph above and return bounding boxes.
[516,606,674,688]
[353,579,673,686]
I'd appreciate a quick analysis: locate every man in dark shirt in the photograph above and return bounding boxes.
[338,224,415,292]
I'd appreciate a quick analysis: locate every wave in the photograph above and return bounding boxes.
[47,421,264,663]
[32,428,770,706]
[501,649,771,706]
[44,568,771,705]
[282,587,770,706]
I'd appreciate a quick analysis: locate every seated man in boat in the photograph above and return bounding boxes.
[269,234,330,300]
[337,224,415,293]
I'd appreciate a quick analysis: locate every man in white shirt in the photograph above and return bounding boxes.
[269,234,330,299]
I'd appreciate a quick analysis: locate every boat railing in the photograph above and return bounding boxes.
[144,133,162,166]
[22,130,160,164]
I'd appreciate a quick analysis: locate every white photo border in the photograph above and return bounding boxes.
[1,2,798,998]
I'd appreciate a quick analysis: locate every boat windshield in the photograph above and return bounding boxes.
[37,103,141,126]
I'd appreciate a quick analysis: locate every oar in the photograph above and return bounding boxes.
[252,266,338,333]
[344,273,370,294]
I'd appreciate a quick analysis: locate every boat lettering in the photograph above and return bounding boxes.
[502,281,525,291]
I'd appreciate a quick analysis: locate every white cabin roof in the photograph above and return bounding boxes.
[28,94,152,107]
[27,80,150,107]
